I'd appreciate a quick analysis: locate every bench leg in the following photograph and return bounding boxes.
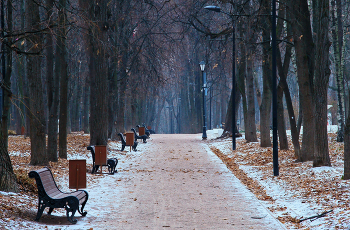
[92,165,99,174]
[65,199,79,224]
[78,192,88,217]
[48,207,54,215]
[35,198,46,221]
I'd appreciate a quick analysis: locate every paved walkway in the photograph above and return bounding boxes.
[87,134,285,229]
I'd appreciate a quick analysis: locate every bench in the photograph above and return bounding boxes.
[131,128,148,143]
[87,145,119,174]
[118,132,138,151]
[87,145,108,174]
[28,167,88,224]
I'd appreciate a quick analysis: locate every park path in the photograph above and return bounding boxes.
[85,134,285,230]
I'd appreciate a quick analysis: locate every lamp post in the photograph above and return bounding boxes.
[199,61,207,140]
[178,97,181,133]
[0,0,4,119]
[271,0,279,176]
[209,82,212,130]
[204,5,235,150]
[205,4,278,175]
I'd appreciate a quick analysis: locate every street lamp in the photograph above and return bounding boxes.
[199,61,207,140]
[204,5,236,150]
[205,4,278,175]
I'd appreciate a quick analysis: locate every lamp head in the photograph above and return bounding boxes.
[199,61,206,71]
[204,5,221,12]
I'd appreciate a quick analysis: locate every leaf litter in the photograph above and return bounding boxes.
[1,131,350,229]
[208,132,350,229]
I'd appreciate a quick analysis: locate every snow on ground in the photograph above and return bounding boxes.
[3,137,150,230]
[207,128,350,229]
[2,128,350,229]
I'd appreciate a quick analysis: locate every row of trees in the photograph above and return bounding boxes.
[1,0,350,192]
[0,0,198,191]
[189,0,350,175]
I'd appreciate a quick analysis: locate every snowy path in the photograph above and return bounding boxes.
[83,134,285,229]
[18,134,286,229]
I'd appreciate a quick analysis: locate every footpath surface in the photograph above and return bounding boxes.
[85,134,286,229]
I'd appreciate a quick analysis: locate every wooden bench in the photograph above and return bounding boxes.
[28,167,88,224]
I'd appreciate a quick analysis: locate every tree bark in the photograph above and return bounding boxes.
[313,0,331,167]
[344,110,350,179]
[331,0,345,142]
[236,30,247,138]
[0,0,18,192]
[245,32,257,142]
[276,47,300,156]
[291,0,315,162]
[2,0,12,149]
[26,0,47,165]
[46,0,59,162]
[89,0,109,145]
[78,0,90,134]
[116,70,127,135]
[276,83,288,149]
[0,136,18,192]
[260,0,272,147]
[57,0,68,159]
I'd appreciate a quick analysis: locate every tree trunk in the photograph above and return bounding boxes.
[108,60,115,138]
[246,48,257,142]
[274,2,288,150]
[2,0,12,149]
[57,0,68,159]
[276,83,288,149]
[344,107,350,179]
[89,1,109,145]
[78,0,90,134]
[277,47,300,157]
[0,136,18,192]
[236,32,247,138]
[260,0,272,147]
[195,67,202,133]
[291,0,315,162]
[0,0,18,192]
[46,0,59,162]
[26,0,47,165]
[331,0,345,142]
[82,78,90,134]
[116,72,127,134]
[313,0,331,167]
[224,86,240,135]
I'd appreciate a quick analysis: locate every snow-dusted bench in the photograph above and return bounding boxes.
[28,167,88,224]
